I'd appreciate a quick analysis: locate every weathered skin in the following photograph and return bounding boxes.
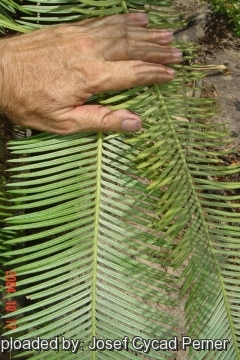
[0,13,181,134]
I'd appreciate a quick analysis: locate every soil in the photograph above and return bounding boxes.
[173,0,240,150]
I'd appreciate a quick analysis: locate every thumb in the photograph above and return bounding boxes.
[65,105,142,133]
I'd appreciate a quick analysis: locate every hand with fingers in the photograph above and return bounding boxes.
[0,13,182,134]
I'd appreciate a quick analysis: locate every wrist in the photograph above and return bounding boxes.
[0,38,9,115]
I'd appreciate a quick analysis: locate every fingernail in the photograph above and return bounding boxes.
[131,13,148,23]
[160,30,174,42]
[121,119,142,132]
[172,48,182,60]
[166,68,175,77]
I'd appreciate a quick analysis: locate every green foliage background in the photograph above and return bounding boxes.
[208,0,240,36]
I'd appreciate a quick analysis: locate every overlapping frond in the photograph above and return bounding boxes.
[1,0,182,32]
[132,114,240,359]
[3,131,179,360]
[104,71,240,359]
[1,1,240,360]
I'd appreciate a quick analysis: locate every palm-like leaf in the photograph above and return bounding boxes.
[1,1,240,360]
[0,0,31,32]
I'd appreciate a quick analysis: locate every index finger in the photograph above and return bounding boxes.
[72,13,149,29]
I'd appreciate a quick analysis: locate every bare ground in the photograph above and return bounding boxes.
[173,0,240,149]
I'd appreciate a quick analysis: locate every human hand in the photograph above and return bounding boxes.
[0,13,182,135]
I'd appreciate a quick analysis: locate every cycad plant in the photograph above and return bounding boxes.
[1,1,240,359]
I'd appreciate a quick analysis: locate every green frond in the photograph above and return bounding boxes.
[3,132,179,360]
[1,1,240,360]
[0,0,184,31]
[0,0,31,32]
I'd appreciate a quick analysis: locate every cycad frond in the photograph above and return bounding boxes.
[2,0,183,31]
[1,1,240,360]
[0,0,31,32]
[4,131,180,360]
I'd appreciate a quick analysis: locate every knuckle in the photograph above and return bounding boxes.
[94,16,107,27]
[74,35,96,51]
[133,61,155,81]
[132,40,146,59]
[57,23,75,32]
[100,113,111,132]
